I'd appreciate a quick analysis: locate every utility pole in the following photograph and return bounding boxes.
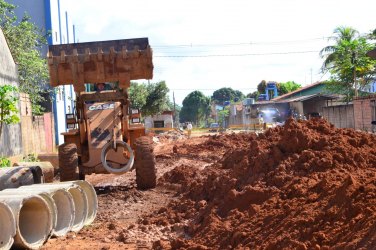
[352,51,358,97]
[173,91,176,127]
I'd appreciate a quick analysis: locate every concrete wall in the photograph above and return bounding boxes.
[290,102,304,115]
[19,94,55,154]
[229,104,243,126]
[302,99,327,115]
[0,28,22,157]
[353,96,376,132]
[322,104,354,129]
[145,114,173,129]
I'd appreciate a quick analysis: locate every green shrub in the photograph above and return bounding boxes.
[22,153,39,162]
[0,157,10,168]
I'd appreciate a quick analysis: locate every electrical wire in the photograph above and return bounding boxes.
[154,50,320,57]
[169,88,258,91]
[152,37,329,48]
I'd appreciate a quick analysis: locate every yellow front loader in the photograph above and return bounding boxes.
[47,38,156,189]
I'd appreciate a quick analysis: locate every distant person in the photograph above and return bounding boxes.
[187,122,193,138]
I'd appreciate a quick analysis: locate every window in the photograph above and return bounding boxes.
[154,120,164,128]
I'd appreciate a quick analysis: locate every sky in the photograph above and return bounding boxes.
[62,0,376,105]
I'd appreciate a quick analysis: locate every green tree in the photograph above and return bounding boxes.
[1,1,50,114]
[212,87,244,104]
[246,91,259,99]
[278,81,301,95]
[366,28,376,40]
[180,91,210,125]
[217,108,229,127]
[129,82,148,110]
[0,85,20,140]
[257,80,267,94]
[143,81,169,116]
[320,26,376,99]
[129,81,170,116]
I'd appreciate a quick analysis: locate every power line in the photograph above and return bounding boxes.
[152,37,329,48]
[170,88,258,91]
[155,50,320,58]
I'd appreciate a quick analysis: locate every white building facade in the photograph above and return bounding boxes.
[10,0,76,145]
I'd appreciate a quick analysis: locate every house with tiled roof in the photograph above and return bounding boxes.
[273,82,329,101]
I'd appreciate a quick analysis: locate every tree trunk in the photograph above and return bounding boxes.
[354,68,358,98]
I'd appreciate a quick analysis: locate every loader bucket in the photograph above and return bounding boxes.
[47,38,153,92]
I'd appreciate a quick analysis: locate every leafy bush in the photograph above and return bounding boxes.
[22,153,39,162]
[0,156,10,168]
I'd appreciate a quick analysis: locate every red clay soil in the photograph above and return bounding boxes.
[41,118,376,249]
[151,118,376,249]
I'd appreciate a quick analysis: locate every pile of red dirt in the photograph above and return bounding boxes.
[167,133,255,163]
[151,118,376,249]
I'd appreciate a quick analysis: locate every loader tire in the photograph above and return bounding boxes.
[58,143,78,181]
[134,136,156,189]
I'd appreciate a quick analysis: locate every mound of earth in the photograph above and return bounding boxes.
[151,118,376,249]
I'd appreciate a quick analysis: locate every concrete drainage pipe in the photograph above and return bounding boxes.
[0,190,57,238]
[31,183,88,232]
[0,166,43,191]
[66,180,98,225]
[14,162,55,183]
[0,202,16,250]
[18,186,75,237]
[0,194,52,249]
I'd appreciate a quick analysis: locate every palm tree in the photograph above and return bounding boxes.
[320,26,359,72]
[320,26,375,98]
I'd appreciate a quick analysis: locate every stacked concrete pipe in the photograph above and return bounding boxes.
[9,187,75,237]
[0,194,52,249]
[27,182,89,232]
[0,201,16,250]
[0,189,57,238]
[0,166,43,191]
[14,162,55,183]
[0,180,97,249]
[66,180,98,225]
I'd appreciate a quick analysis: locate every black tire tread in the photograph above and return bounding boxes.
[58,143,78,181]
[134,136,156,189]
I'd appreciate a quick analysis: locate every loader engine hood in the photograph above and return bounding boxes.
[85,101,122,148]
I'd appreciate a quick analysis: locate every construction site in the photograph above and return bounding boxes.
[0,34,375,250]
[1,1,376,249]
[40,118,375,249]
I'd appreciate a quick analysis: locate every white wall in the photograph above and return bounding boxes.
[11,0,77,145]
[0,28,22,156]
[144,114,173,129]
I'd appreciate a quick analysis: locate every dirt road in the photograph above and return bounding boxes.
[42,119,376,249]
